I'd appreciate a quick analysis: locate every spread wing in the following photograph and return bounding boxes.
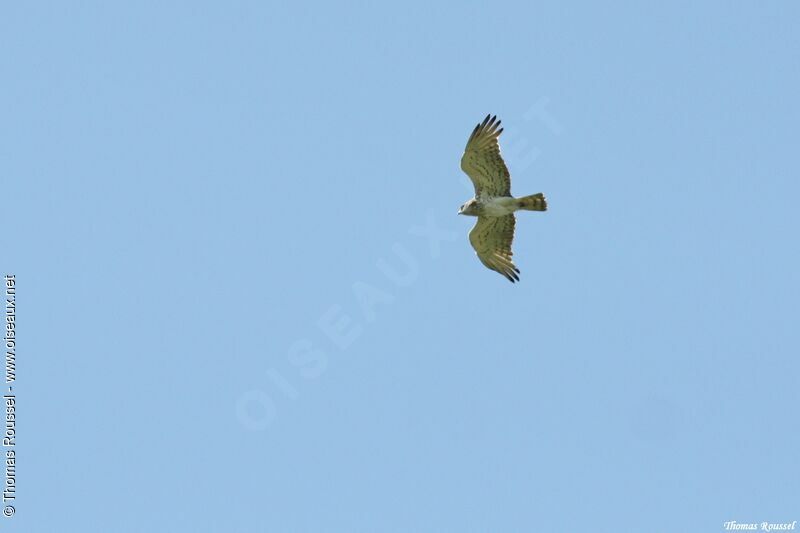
[468,215,520,282]
[460,114,511,197]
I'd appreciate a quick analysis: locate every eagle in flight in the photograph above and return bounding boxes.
[459,114,547,283]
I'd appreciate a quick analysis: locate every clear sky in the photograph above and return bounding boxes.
[3,1,799,532]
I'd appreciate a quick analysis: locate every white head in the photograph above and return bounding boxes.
[458,199,479,216]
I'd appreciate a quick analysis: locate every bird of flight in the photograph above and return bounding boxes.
[459,114,548,283]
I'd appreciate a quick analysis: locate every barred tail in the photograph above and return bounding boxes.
[517,193,547,211]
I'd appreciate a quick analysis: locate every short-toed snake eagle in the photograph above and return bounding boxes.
[458,114,547,283]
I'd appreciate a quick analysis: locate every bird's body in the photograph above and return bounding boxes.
[458,114,548,282]
[459,196,516,217]
[459,195,546,218]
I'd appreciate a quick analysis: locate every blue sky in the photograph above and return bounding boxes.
[3,1,799,532]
